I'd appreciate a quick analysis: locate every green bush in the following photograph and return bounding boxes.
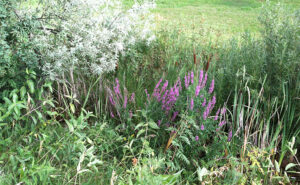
[0,0,41,98]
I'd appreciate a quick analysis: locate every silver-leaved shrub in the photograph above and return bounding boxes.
[22,0,156,80]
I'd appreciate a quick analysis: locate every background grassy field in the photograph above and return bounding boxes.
[143,0,300,39]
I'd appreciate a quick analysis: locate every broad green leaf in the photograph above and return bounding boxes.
[137,129,145,138]
[0,123,7,127]
[66,120,74,132]
[275,160,280,173]
[148,120,159,129]
[135,122,145,130]
[285,163,297,171]
[70,103,75,114]
[20,86,26,99]
[27,80,35,94]
[12,93,18,103]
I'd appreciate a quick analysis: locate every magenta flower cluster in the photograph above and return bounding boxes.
[107,71,233,142]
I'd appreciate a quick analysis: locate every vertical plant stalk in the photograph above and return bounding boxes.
[82,75,102,111]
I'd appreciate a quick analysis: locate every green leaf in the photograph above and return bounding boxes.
[66,120,74,132]
[141,110,147,118]
[148,120,159,129]
[135,122,145,130]
[12,93,18,103]
[137,129,145,138]
[285,163,297,171]
[70,103,75,114]
[197,167,209,182]
[27,80,35,94]
[275,160,280,173]
[0,123,8,127]
[20,86,26,99]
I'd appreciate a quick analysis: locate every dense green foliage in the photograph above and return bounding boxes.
[0,0,41,97]
[0,0,300,184]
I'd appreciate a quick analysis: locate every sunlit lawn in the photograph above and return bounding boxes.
[127,0,300,39]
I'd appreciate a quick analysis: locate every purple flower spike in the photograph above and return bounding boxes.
[130,93,135,102]
[123,95,127,108]
[129,110,133,118]
[202,98,206,107]
[218,120,226,127]
[201,73,208,88]
[208,79,215,94]
[190,98,194,110]
[153,78,163,99]
[187,72,191,85]
[195,136,199,141]
[199,70,203,85]
[214,108,220,121]
[175,87,179,97]
[158,120,162,127]
[110,111,115,118]
[109,96,115,105]
[209,96,216,112]
[171,111,179,121]
[114,78,121,97]
[145,89,150,100]
[195,85,201,97]
[221,107,226,115]
[184,75,188,88]
[155,78,163,89]
[228,130,232,142]
[203,106,210,120]
[201,124,205,130]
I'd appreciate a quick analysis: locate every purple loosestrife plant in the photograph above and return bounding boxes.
[110,111,115,118]
[221,107,226,115]
[106,69,231,155]
[171,111,179,122]
[184,75,188,89]
[114,78,121,98]
[208,79,214,94]
[158,120,162,127]
[187,72,191,85]
[109,96,115,105]
[218,120,226,127]
[123,94,128,108]
[200,73,208,89]
[130,93,135,102]
[190,98,194,110]
[153,78,162,99]
[199,70,203,85]
[161,80,168,95]
[145,89,150,100]
[202,98,206,107]
[195,83,201,97]
[214,108,220,121]
[228,130,232,142]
